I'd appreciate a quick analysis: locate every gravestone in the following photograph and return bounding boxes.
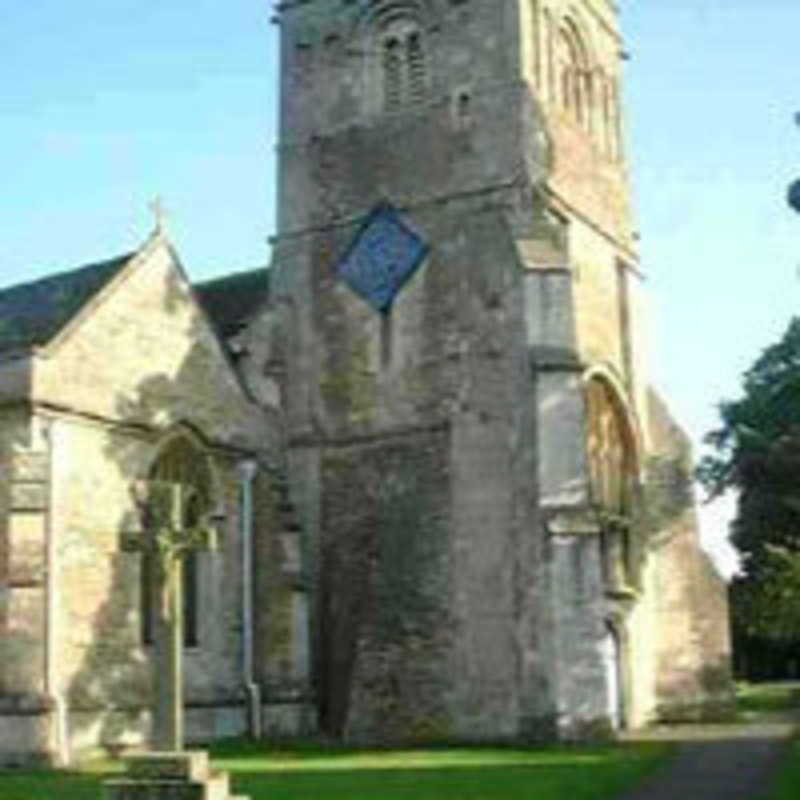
[104,483,248,800]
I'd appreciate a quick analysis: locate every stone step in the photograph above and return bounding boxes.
[106,775,242,800]
[104,750,247,800]
[204,771,230,800]
[105,778,204,800]
[125,750,210,783]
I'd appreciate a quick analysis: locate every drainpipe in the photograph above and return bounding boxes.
[42,418,70,766]
[237,459,261,738]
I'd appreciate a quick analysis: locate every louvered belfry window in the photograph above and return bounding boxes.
[381,23,426,110]
[383,37,403,110]
[406,32,425,102]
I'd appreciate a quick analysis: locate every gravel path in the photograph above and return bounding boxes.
[614,721,795,800]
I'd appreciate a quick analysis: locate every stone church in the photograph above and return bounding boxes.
[0,0,730,765]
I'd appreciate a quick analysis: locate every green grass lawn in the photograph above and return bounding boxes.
[0,742,669,800]
[736,681,800,716]
[756,738,800,800]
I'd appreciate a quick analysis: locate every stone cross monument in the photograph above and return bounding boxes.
[104,483,247,800]
[121,481,218,750]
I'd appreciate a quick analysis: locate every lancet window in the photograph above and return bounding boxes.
[585,377,638,588]
[554,18,590,129]
[141,435,212,648]
[380,21,427,110]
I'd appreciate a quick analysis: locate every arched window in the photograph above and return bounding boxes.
[554,18,591,131]
[380,20,427,110]
[586,378,635,514]
[585,377,638,588]
[141,435,213,648]
[406,32,426,102]
[382,37,403,110]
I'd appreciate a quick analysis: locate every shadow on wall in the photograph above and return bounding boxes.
[62,261,269,756]
[655,656,736,723]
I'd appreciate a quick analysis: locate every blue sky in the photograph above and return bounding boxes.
[2,1,799,576]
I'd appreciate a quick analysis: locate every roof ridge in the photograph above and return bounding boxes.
[192,264,269,290]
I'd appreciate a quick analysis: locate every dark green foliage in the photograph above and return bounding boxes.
[698,318,800,676]
[698,317,800,560]
[736,681,800,714]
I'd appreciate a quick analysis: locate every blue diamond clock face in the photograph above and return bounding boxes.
[334,204,428,312]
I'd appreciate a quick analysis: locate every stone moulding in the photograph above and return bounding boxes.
[545,508,602,536]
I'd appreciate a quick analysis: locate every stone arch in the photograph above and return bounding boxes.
[139,423,220,649]
[350,0,438,33]
[583,370,640,512]
[583,368,642,590]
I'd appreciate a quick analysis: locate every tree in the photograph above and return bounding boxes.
[698,317,800,563]
[698,317,800,677]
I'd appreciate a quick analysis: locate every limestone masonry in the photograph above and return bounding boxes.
[0,0,731,764]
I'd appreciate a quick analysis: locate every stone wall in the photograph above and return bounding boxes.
[0,237,310,763]
[522,0,634,247]
[46,415,248,756]
[647,389,733,720]
[0,410,55,764]
[32,238,268,451]
[273,0,730,743]
[275,0,608,741]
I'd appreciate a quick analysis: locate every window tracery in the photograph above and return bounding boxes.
[554,18,590,129]
[141,435,212,648]
[586,377,638,589]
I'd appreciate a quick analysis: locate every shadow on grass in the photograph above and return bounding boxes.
[227,752,668,800]
[211,742,669,800]
[0,744,669,800]
[736,681,800,716]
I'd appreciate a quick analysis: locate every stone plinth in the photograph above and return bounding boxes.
[104,750,248,800]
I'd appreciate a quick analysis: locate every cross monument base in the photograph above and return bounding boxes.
[104,750,249,800]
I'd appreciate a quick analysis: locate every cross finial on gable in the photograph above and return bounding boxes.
[149,195,168,235]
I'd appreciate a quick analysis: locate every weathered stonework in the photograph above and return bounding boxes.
[272,0,731,741]
[0,239,311,765]
[0,0,731,765]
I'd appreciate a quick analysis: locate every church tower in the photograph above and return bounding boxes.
[269,0,723,740]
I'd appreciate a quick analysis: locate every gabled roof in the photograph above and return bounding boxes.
[0,249,270,359]
[193,267,270,339]
[0,253,133,356]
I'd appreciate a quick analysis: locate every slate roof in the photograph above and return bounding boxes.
[193,267,270,339]
[0,252,133,356]
[0,251,270,358]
